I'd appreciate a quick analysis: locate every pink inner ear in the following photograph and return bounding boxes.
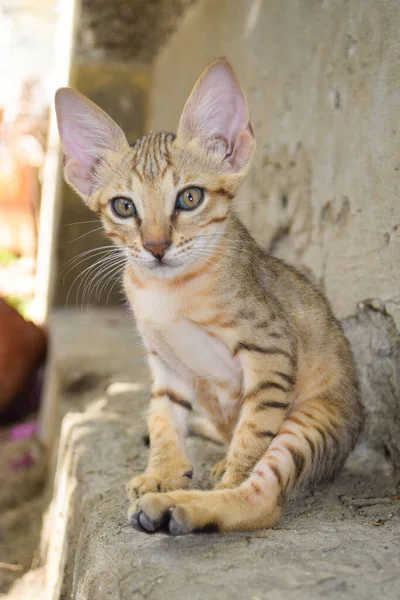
[64,159,96,197]
[62,122,97,170]
[178,59,254,171]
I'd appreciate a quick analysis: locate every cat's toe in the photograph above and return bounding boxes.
[169,506,192,535]
[126,469,193,500]
[130,493,173,534]
[130,508,148,532]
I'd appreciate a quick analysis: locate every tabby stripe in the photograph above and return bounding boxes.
[302,410,332,447]
[304,434,316,459]
[151,390,193,411]
[192,315,235,328]
[133,164,144,182]
[213,187,234,200]
[286,445,306,480]
[133,138,145,181]
[268,332,283,339]
[255,321,271,328]
[313,423,328,449]
[286,414,308,428]
[257,401,289,410]
[255,430,276,438]
[272,371,295,387]
[143,137,151,176]
[199,215,228,228]
[233,342,293,362]
[152,135,161,172]
[269,463,284,488]
[245,380,288,400]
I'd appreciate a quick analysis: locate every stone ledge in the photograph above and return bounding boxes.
[29,307,398,599]
[5,307,399,598]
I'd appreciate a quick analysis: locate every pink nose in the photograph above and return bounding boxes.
[144,240,171,260]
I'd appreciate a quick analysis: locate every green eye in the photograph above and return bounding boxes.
[176,187,204,211]
[111,197,136,218]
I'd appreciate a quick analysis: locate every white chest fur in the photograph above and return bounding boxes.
[128,284,241,389]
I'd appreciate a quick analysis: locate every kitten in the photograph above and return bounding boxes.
[55,58,364,534]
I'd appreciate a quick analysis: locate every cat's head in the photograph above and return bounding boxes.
[55,58,255,279]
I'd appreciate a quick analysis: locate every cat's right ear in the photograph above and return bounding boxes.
[177,58,255,174]
[55,88,128,199]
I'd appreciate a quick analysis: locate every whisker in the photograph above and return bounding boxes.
[66,253,120,307]
[61,219,100,227]
[82,254,124,304]
[97,262,125,301]
[59,245,119,280]
[68,226,104,243]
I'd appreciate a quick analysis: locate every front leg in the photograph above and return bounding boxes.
[127,352,194,500]
[218,343,296,488]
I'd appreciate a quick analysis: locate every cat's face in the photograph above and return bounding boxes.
[55,58,255,279]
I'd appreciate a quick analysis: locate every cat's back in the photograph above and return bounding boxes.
[228,215,350,357]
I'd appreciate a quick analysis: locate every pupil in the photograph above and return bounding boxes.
[188,193,193,203]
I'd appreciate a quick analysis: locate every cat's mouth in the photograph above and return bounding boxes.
[130,254,188,277]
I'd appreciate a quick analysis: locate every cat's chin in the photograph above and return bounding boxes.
[132,258,193,280]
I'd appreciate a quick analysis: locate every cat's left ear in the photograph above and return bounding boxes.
[177,58,255,173]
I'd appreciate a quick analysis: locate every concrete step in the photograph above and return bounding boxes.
[6,308,400,599]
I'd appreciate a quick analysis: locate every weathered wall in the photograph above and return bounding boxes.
[150,0,400,329]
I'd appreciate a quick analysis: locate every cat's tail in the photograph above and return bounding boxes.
[252,389,365,498]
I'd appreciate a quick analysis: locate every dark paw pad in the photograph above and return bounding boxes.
[168,506,191,536]
[130,507,170,534]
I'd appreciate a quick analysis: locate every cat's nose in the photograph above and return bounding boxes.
[144,239,171,260]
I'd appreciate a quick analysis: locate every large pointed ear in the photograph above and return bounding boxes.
[55,88,129,198]
[177,58,255,173]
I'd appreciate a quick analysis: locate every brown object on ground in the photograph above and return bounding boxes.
[0,299,47,411]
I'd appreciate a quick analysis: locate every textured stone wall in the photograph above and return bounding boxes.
[150,0,400,329]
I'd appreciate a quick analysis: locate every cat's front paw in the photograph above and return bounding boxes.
[126,469,193,500]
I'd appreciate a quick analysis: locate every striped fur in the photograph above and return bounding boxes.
[56,58,364,534]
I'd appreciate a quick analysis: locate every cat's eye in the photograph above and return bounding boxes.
[175,187,204,211]
[111,197,136,218]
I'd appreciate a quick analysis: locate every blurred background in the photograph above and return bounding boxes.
[0,0,55,315]
[0,0,400,597]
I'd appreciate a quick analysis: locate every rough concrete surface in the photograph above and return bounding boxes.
[343,300,400,476]
[150,0,400,329]
[8,309,396,600]
[76,0,195,63]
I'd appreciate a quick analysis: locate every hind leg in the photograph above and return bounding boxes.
[216,347,295,488]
